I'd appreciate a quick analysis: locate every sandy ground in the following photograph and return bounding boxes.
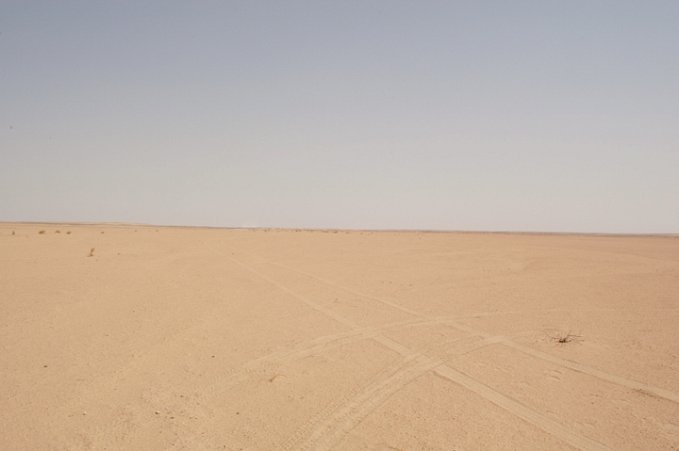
[1,223,678,450]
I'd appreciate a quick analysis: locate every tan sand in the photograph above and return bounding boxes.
[1,223,678,450]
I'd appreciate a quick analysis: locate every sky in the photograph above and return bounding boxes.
[1,1,678,232]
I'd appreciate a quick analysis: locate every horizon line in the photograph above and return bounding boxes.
[1,221,677,238]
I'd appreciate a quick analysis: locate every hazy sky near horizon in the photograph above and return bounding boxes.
[2,1,678,232]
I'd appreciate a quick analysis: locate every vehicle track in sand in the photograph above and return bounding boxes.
[224,252,611,451]
[266,259,679,405]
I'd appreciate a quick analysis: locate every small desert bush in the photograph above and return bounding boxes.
[551,331,582,344]
[38,230,45,234]
[88,248,95,257]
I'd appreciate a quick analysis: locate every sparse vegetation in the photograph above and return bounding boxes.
[38,230,46,234]
[88,248,95,257]
[55,230,60,234]
[551,331,582,344]
[66,231,72,235]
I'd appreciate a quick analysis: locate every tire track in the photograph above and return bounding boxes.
[270,259,679,405]
[224,253,609,451]
[293,335,503,451]
[227,255,356,328]
[296,355,439,450]
[267,261,422,318]
[279,352,427,451]
[171,314,476,418]
[432,365,610,451]
[501,339,679,404]
[450,323,679,404]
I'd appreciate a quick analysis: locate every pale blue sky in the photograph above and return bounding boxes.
[2,1,678,232]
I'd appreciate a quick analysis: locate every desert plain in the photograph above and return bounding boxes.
[1,223,678,450]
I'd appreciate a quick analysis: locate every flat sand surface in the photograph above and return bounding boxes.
[1,223,678,450]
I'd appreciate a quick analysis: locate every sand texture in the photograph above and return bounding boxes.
[1,223,678,450]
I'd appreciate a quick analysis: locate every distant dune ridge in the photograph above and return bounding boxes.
[1,222,678,450]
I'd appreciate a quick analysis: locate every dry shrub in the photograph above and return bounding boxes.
[551,331,582,344]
